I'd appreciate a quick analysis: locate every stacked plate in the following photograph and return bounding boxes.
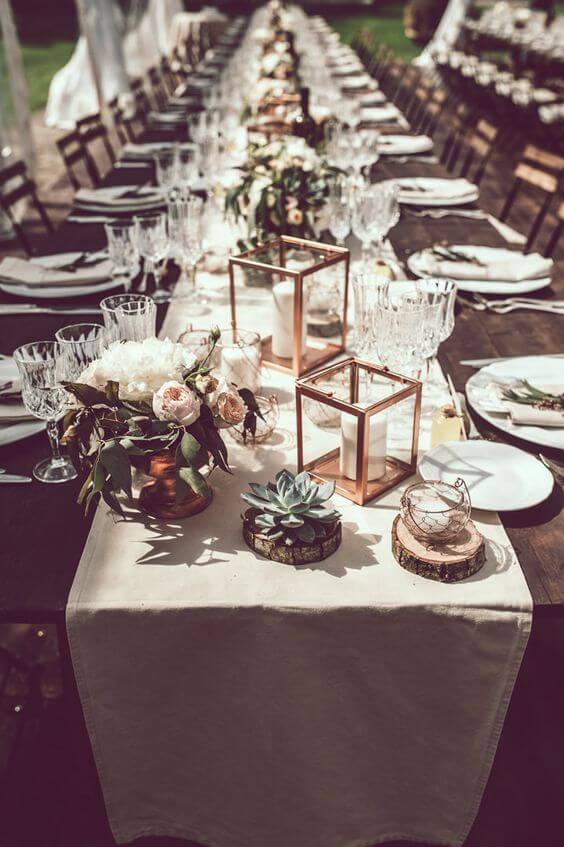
[74,185,165,215]
[361,104,402,124]
[0,358,44,447]
[378,135,434,156]
[120,142,176,162]
[0,252,120,300]
[407,244,554,294]
[382,177,479,206]
[465,355,564,450]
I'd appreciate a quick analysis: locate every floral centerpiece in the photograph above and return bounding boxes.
[225,136,339,243]
[62,330,262,518]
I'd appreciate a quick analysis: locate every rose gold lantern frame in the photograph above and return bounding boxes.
[295,357,422,505]
[228,235,350,377]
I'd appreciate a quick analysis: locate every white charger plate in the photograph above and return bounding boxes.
[74,185,165,215]
[419,440,553,511]
[407,245,552,295]
[378,135,434,156]
[0,419,45,447]
[390,177,479,207]
[466,355,564,451]
[0,253,123,300]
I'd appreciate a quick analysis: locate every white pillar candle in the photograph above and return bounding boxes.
[271,279,307,360]
[221,344,261,394]
[339,411,387,481]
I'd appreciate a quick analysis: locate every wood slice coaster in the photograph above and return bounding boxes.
[392,515,486,583]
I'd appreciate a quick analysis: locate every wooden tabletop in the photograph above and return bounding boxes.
[0,133,562,622]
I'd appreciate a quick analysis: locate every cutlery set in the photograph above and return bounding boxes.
[460,293,564,315]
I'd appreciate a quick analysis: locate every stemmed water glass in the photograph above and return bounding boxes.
[416,278,457,381]
[168,196,205,311]
[176,143,199,196]
[13,341,77,484]
[134,211,169,302]
[372,284,429,377]
[351,273,389,359]
[327,183,351,246]
[154,148,178,194]
[352,183,400,267]
[104,221,139,292]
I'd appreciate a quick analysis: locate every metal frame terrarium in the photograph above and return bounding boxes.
[228,235,350,377]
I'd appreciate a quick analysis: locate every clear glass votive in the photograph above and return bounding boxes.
[228,395,279,445]
[400,479,471,544]
[100,294,155,344]
[215,328,261,394]
[177,327,220,367]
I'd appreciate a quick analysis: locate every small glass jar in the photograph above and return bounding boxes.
[228,394,279,445]
[400,479,471,544]
[177,327,220,368]
[215,328,262,394]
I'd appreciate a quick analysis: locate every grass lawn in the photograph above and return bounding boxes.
[327,5,420,61]
[21,41,75,112]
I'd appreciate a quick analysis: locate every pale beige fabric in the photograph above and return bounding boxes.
[67,272,532,847]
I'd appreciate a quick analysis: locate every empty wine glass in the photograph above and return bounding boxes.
[55,323,104,381]
[14,341,77,483]
[372,284,428,376]
[352,184,400,267]
[327,184,351,246]
[352,273,389,359]
[154,148,178,194]
[168,196,205,311]
[100,294,155,344]
[416,278,457,381]
[176,143,199,196]
[104,221,139,292]
[134,211,169,302]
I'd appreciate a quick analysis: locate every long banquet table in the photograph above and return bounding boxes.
[0,21,563,847]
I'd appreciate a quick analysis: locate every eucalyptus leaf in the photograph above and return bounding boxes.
[100,440,132,497]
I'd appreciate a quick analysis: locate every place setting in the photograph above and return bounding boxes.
[382,176,479,207]
[71,184,166,217]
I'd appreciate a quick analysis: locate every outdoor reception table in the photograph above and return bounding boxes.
[0,21,563,847]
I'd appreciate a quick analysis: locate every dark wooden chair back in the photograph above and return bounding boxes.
[108,96,132,145]
[147,66,167,111]
[500,145,564,252]
[419,87,448,137]
[0,160,54,255]
[76,112,116,173]
[56,130,100,191]
[544,200,564,258]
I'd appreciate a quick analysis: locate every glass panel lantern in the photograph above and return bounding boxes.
[295,358,422,505]
[228,236,350,377]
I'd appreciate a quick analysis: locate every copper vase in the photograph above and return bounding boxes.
[138,450,212,520]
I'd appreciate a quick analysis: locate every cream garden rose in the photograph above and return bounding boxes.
[217,390,246,426]
[78,338,197,402]
[153,381,201,426]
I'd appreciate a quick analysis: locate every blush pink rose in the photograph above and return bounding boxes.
[153,381,201,426]
[217,390,245,426]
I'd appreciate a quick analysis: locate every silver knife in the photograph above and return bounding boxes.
[460,354,564,367]
[0,474,32,483]
[0,306,102,315]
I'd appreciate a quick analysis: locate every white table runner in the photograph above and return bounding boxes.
[67,270,532,847]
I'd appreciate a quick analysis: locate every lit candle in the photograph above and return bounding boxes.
[339,410,387,481]
[271,279,307,360]
[221,344,261,394]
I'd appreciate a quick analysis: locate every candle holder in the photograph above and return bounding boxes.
[400,479,471,544]
[215,328,262,395]
[228,236,350,377]
[295,357,422,505]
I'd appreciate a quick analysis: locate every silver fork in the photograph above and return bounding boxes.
[471,292,564,314]
[405,208,487,220]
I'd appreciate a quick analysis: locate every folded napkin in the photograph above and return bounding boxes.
[506,401,564,427]
[0,403,33,422]
[360,91,386,105]
[361,104,400,123]
[121,142,175,160]
[421,247,553,282]
[397,177,477,200]
[0,256,113,288]
[340,73,374,88]
[75,187,163,209]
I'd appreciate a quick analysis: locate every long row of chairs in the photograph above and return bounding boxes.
[0,52,192,256]
[352,29,564,257]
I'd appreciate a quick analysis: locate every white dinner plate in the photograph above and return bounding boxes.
[378,135,434,156]
[407,245,553,295]
[420,440,554,511]
[387,177,479,207]
[0,252,123,300]
[74,185,165,214]
[466,355,564,451]
[0,419,45,447]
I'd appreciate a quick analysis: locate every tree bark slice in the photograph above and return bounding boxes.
[242,508,342,565]
[392,515,485,583]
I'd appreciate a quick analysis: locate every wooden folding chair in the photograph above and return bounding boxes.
[147,66,167,111]
[108,97,133,145]
[499,145,564,252]
[418,87,449,137]
[0,160,54,255]
[76,112,116,175]
[404,77,435,130]
[57,129,100,191]
[454,119,498,184]
[543,200,564,258]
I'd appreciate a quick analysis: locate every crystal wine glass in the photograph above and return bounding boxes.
[104,221,139,293]
[168,196,205,311]
[100,294,155,344]
[176,143,200,197]
[134,211,169,302]
[13,341,77,483]
[55,323,104,381]
[154,148,178,194]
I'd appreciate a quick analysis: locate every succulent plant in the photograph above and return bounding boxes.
[241,469,341,547]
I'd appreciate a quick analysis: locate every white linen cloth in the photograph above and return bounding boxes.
[67,268,532,847]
